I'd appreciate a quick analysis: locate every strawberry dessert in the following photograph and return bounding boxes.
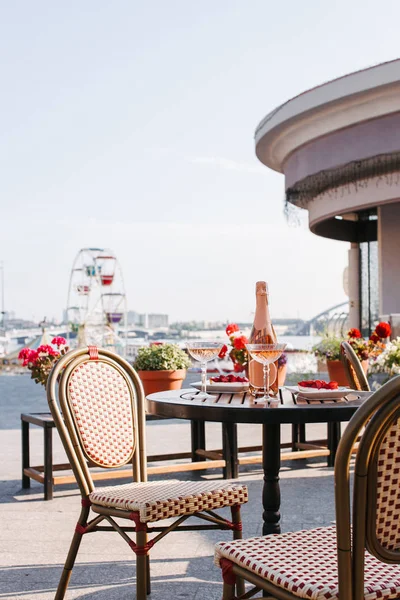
[298,380,339,391]
[210,374,249,383]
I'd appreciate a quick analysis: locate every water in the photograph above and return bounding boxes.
[277,335,321,351]
[1,335,320,428]
[184,331,320,351]
[0,374,47,429]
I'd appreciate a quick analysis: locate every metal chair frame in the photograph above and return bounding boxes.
[220,376,400,600]
[340,341,370,391]
[47,347,245,600]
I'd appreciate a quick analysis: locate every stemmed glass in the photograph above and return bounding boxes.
[186,341,223,399]
[246,343,287,404]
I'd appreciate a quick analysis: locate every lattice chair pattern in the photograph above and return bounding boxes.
[46,346,248,600]
[340,341,370,392]
[215,375,400,600]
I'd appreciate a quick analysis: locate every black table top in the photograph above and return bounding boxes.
[146,388,372,425]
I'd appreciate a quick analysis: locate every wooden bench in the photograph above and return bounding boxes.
[21,412,225,500]
[21,411,338,500]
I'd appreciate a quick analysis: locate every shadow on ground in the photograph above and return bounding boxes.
[0,557,224,599]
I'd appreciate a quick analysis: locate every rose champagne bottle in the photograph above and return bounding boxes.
[248,281,279,397]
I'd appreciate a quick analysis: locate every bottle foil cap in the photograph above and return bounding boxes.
[256,281,268,294]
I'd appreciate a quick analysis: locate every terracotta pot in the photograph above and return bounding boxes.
[326,360,348,386]
[138,369,186,396]
[277,364,287,387]
[326,358,369,387]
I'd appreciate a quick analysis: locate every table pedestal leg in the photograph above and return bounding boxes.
[262,423,281,535]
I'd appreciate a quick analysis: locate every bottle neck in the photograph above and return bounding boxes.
[253,292,271,331]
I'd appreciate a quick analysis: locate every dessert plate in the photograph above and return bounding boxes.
[191,381,249,393]
[285,385,354,400]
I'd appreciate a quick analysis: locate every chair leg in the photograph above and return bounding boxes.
[327,422,341,467]
[146,554,151,595]
[55,505,89,600]
[136,530,148,600]
[231,505,245,597]
[222,582,236,600]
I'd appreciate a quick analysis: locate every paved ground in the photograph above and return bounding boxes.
[0,375,338,599]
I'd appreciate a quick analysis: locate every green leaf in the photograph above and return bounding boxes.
[133,344,191,371]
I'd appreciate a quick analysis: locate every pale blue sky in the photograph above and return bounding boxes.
[1,1,399,323]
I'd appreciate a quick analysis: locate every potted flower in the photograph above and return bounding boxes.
[18,337,69,386]
[313,323,391,385]
[347,324,391,375]
[219,323,249,373]
[133,343,191,395]
[312,334,346,384]
[374,336,400,377]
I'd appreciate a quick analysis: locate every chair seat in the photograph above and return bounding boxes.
[90,479,248,523]
[215,526,400,600]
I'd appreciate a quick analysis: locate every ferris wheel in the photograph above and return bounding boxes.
[66,248,127,355]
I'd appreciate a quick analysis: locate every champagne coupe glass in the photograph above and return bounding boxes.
[246,343,287,404]
[186,341,223,399]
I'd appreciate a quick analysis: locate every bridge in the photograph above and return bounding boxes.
[123,302,349,339]
[290,301,349,335]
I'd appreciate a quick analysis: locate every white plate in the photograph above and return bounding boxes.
[285,385,354,400]
[191,380,249,393]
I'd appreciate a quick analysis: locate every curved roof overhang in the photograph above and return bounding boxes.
[311,215,378,243]
[255,59,400,241]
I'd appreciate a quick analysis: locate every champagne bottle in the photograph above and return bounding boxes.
[248,281,279,397]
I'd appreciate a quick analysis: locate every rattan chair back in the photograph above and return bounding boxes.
[334,375,400,600]
[340,341,370,391]
[47,346,147,497]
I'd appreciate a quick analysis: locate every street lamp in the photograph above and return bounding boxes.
[0,261,5,331]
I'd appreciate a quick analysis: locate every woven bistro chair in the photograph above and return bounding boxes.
[215,376,400,600]
[46,346,248,600]
[340,341,370,392]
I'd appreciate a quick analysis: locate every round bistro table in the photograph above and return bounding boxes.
[146,388,372,535]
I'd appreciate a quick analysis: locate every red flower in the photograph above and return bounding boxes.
[233,335,248,350]
[375,322,391,339]
[18,348,30,361]
[369,332,380,343]
[18,347,39,366]
[218,344,228,359]
[51,336,66,347]
[29,350,39,364]
[234,362,245,373]
[37,345,58,356]
[348,328,362,339]
[226,323,239,336]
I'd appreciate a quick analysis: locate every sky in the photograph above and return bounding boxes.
[1,1,400,324]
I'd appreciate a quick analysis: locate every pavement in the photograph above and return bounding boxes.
[0,374,337,599]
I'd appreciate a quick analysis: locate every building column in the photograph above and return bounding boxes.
[348,243,360,329]
[378,202,400,318]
